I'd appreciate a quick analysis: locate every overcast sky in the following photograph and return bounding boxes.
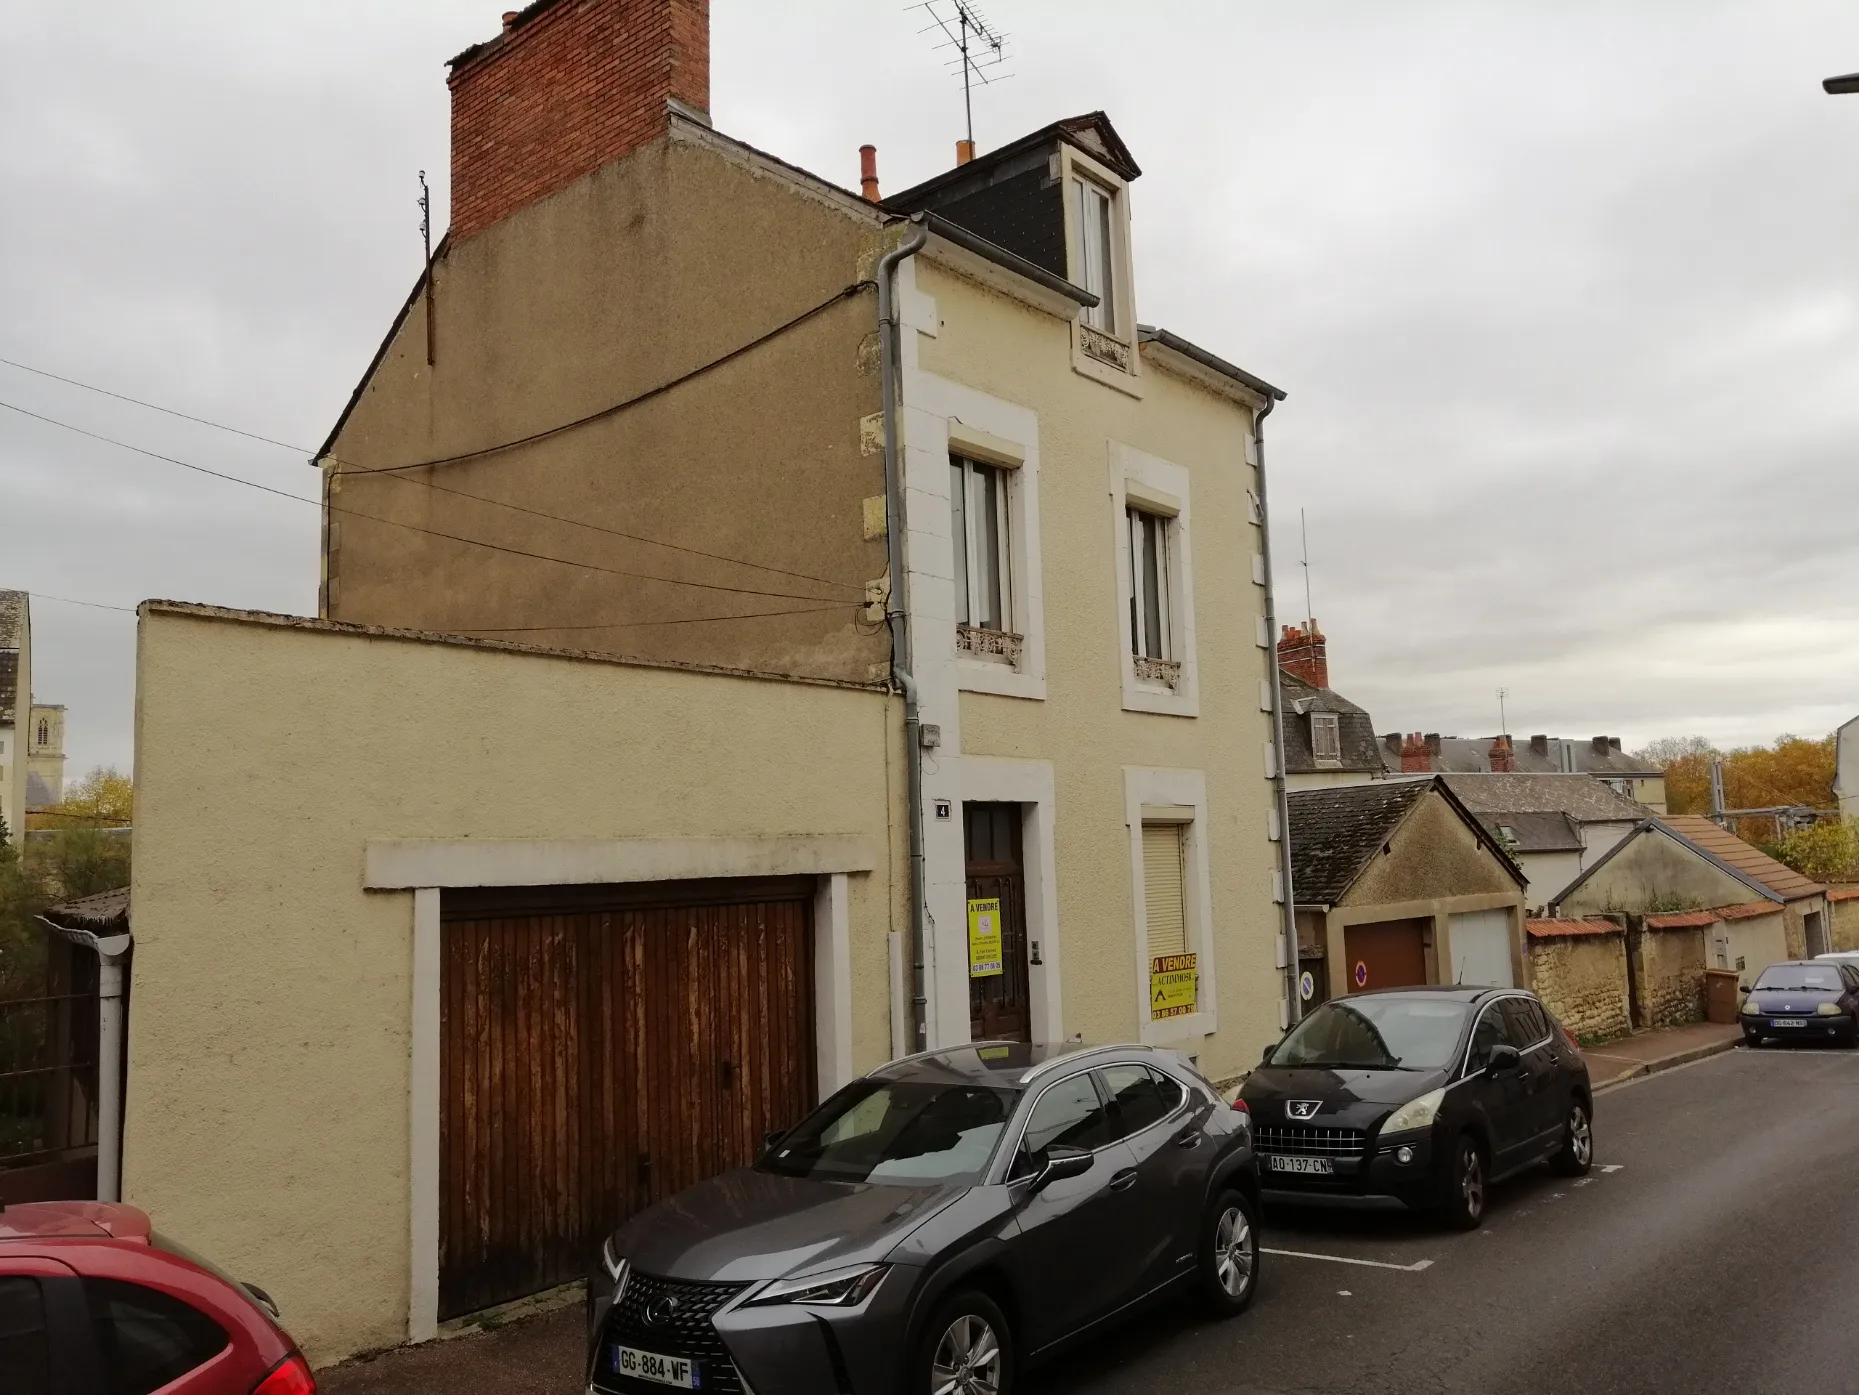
[4,1,1857,779]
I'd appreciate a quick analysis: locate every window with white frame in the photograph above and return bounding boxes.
[1311,712,1342,766]
[951,454,1014,637]
[1074,176,1118,334]
[1126,507,1173,663]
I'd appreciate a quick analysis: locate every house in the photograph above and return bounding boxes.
[0,592,69,842]
[1553,814,1832,964]
[1276,622,1387,789]
[125,0,1292,1362]
[1837,713,1858,821]
[1382,732,1666,812]
[1438,771,1651,913]
[1288,777,1527,1007]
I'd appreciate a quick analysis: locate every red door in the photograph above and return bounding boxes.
[1343,919,1430,993]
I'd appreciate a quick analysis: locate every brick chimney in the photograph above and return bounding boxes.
[1489,735,1516,772]
[1529,734,1550,758]
[447,0,711,243]
[1400,733,1431,773]
[1278,621,1329,689]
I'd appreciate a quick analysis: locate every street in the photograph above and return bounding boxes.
[322,1043,1859,1395]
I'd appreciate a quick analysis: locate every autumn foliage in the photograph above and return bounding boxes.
[1642,735,1836,819]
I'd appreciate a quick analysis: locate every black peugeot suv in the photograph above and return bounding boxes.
[1240,986,1593,1228]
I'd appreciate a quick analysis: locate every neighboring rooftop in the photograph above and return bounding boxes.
[44,886,131,932]
[1380,732,1659,778]
[1526,917,1621,938]
[1660,815,1825,903]
[1481,810,1585,854]
[1279,671,1385,776]
[1288,778,1520,906]
[1441,772,1652,824]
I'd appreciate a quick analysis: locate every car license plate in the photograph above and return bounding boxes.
[1267,1154,1333,1175]
[1772,1019,1806,1028]
[611,1344,696,1389]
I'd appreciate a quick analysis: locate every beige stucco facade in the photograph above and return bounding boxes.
[126,604,902,1364]
[320,119,892,686]
[897,251,1284,1082]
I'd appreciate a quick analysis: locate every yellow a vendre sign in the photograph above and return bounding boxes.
[968,897,1004,978]
[1150,953,1197,1019]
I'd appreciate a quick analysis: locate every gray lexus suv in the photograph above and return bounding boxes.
[585,1041,1260,1395]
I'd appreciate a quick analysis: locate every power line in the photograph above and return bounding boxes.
[0,400,854,605]
[0,300,874,595]
[28,592,137,615]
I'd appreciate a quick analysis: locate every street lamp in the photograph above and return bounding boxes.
[1826,73,1859,94]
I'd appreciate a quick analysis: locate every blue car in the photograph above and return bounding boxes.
[1741,960,1859,1046]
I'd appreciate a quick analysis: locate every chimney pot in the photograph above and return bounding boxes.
[1400,733,1432,773]
[956,138,976,165]
[1609,736,1622,751]
[1489,735,1517,773]
[1530,734,1549,757]
[1276,618,1329,690]
[1592,735,1609,754]
[859,144,880,202]
[502,10,518,29]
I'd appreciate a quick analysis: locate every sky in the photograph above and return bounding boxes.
[3,0,1857,780]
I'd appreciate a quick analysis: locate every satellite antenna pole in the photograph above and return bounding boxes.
[418,170,435,367]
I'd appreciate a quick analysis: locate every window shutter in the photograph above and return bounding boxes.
[1142,823,1188,958]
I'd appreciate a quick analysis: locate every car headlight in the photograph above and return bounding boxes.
[745,1263,889,1308]
[1382,1087,1446,1135]
[1741,999,1763,1015]
[600,1237,627,1284]
[1817,1002,1843,1016]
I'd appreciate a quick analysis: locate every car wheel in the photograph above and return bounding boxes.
[1439,1134,1487,1230]
[1195,1188,1260,1317]
[1743,1030,1762,1048]
[916,1290,1013,1395]
[1550,1097,1593,1176]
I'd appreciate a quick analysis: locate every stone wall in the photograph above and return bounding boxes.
[1529,928,1630,1043]
[1634,923,1707,1030]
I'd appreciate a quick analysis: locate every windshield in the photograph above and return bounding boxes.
[1753,965,1844,992]
[761,1077,1021,1186]
[1268,997,1473,1070]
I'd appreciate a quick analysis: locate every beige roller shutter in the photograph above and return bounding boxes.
[1142,823,1188,958]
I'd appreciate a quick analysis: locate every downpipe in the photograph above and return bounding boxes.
[37,917,132,1201]
[1251,398,1303,1030]
[878,216,931,1054]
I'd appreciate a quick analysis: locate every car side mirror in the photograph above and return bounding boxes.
[761,1129,787,1156]
[1031,1144,1093,1194]
[1486,1043,1522,1075]
[1260,1042,1276,1066]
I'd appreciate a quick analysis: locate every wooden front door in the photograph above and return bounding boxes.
[438,879,815,1320]
[1342,918,1430,994]
[966,803,1032,1042]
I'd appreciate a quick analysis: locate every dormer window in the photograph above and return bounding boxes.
[1074,176,1117,334]
[1311,712,1341,767]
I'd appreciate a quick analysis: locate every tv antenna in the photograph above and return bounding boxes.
[912,1,1011,154]
[1497,687,1508,737]
[1299,508,1315,632]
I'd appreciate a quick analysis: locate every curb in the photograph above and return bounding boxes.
[1591,1036,1740,1093]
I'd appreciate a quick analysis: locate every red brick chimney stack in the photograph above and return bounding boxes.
[448,0,712,243]
[1277,621,1329,690]
[1400,733,1431,773]
[1489,735,1516,772]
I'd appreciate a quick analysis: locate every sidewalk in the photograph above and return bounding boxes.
[1582,1020,1743,1089]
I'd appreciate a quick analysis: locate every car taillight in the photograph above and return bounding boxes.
[252,1353,315,1395]
[1230,1096,1250,1116]
[1562,1024,1581,1052]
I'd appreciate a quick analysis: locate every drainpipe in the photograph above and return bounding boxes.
[38,917,132,1202]
[1252,399,1303,1029]
[878,215,931,1053]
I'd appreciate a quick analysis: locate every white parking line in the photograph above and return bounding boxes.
[1600,1164,1624,1173]
[1263,1247,1435,1272]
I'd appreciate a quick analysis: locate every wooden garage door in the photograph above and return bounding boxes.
[1342,918,1430,994]
[438,879,815,1320]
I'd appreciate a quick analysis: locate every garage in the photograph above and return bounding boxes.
[1449,908,1516,988]
[438,878,817,1319]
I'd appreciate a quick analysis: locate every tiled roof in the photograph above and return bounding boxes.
[1477,810,1583,854]
[1527,917,1621,938]
[44,886,130,931]
[1715,899,1785,921]
[1279,672,1385,775]
[1828,885,1859,903]
[1660,816,1825,903]
[1288,780,1432,905]
[1643,910,1719,929]
[1442,773,1651,824]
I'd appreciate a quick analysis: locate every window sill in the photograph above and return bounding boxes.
[957,624,1024,667]
[1132,656,1182,690]
[1070,323,1144,398]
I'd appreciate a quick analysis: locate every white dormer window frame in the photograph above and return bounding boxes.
[1311,711,1342,767]
[1059,145,1142,398]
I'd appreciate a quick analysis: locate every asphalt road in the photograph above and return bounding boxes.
[321,1043,1859,1395]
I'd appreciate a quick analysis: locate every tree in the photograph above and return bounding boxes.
[1638,734,1836,818]
[1632,735,1715,767]
[1771,821,1859,884]
[54,767,133,826]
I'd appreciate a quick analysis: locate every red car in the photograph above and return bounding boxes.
[0,1200,314,1395]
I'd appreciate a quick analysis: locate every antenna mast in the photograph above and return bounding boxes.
[914,1,1011,158]
[1299,508,1314,632]
[418,170,435,367]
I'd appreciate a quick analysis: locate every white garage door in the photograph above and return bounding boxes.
[1450,909,1515,988]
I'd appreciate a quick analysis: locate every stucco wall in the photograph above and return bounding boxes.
[1514,850,1583,913]
[1529,931,1629,1042]
[323,124,889,685]
[1830,893,1859,952]
[1634,925,1706,1030]
[1715,911,1789,980]
[1556,827,1756,917]
[1345,794,1520,909]
[1781,896,1828,960]
[911,259,1287,1079]
[127,606,901,1364]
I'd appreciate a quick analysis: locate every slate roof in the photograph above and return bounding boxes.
[44,886,129,932]
[1441,773,1651,824]
[1661,815,1825,903]
[1288,777,1523,906]
[24,771,57,810]
[0,590,21,726]
[1477,810,1584,854]
[1279,672,1385,775]
[1379,733,1659,779]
